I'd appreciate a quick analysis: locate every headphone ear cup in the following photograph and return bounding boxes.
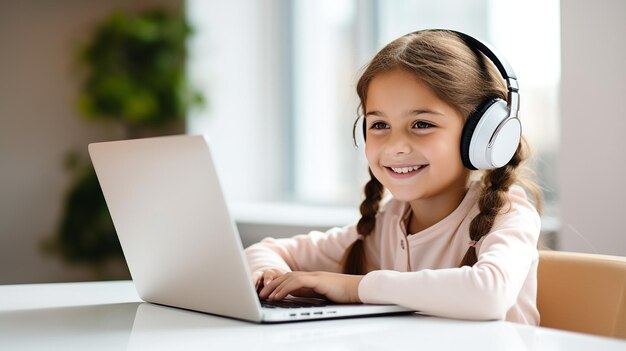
[362,116,367,141]
[462,97,520,170]
[460,97,499,170]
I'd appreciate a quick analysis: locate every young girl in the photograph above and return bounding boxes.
[245,29,542,325]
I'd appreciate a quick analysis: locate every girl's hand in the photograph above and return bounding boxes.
[258,271,364,304]
[252,268,288,292]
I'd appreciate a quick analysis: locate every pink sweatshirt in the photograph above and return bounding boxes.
[244,181,541,325]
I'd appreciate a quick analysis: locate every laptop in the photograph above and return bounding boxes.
[88,134,415,323]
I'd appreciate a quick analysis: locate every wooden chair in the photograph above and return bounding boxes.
[537,250,626,339]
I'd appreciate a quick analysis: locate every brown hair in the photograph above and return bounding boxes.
[341,30,542,274]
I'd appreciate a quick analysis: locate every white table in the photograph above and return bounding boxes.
[1,281,625,350]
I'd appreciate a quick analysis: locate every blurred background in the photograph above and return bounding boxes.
[0,0,624,284]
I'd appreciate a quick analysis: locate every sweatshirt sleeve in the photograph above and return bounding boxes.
[244,224,359,274]
[358,186,541,321]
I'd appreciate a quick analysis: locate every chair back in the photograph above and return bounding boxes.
[537,250,626,339]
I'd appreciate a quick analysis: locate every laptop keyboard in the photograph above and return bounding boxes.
[261,297,331,309]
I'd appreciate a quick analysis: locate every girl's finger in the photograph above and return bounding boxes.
[263,270,279,286]
[271,274,311,300]
[260,273,285,299]
[289,287,322,299]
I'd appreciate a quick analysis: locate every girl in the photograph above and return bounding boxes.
[245,29,542,325]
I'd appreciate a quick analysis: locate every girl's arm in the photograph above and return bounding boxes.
[244,224,360,275]
[359,190,541,321]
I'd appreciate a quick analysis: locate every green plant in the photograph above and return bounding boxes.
[55,158,122,264]
[77,8,203,132]
[44,8,203,276]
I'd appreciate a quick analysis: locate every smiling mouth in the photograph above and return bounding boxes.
[386,165,428,174]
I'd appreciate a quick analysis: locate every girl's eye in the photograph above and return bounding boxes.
[413,121,433,129]
[370,121,389,130]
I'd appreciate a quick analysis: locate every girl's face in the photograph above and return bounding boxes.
[364,68,470,202]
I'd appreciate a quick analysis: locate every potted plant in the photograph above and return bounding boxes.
[43,8,203,279]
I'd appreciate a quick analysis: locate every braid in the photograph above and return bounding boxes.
[459,138,529,267]
[341,169,383,274]
[357,169,384,235]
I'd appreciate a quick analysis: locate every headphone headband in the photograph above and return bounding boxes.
[438,30,517,82]
[435,30,520,120]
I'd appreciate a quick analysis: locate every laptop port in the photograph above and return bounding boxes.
[301,312,310,316]
[313,311,323,315]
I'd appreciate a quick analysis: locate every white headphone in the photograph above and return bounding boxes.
[352,29,521,170]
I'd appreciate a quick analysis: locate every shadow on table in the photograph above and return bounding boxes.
[0,302,140,349]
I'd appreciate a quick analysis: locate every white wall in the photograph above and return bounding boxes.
[559,0,626,255]
[0,0,181,284]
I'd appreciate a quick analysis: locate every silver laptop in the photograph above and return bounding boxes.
[88,135,414,323]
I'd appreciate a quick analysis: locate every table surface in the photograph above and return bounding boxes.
[1,281,625,351]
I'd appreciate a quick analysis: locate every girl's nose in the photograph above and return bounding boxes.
[386,131,412,155]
